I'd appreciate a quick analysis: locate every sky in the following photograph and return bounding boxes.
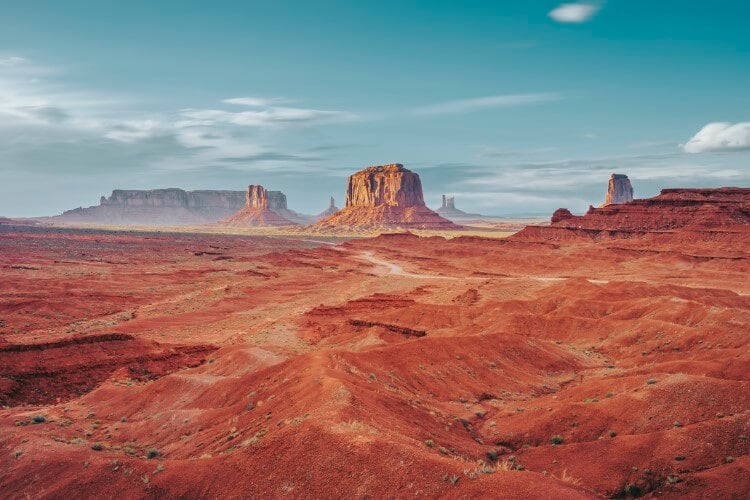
[1,0,749,217]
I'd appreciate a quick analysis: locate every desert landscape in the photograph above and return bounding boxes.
[1,163,748,497]
[2,2,749,498]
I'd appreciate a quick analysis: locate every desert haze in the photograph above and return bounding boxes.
[1,1,749,499]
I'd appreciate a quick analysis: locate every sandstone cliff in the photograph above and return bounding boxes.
[56,189,246,225]
[603,174,634,206]
[316,164,458,230]
[514,187,750,242]
[345,164,426,207]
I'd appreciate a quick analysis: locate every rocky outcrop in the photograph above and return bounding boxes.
[219,185,296,227]
[442,195,455,210]
[550,208,574,224]
[315,197,340,220]
[604,174,634,206]
[345,164,426,208]
[514,187,750,241]
[54,189,247,225]
[315,164,458,230]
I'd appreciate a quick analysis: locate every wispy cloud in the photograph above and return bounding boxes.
[222,96,291,107]
[683,122,750,153]
[0,56,358,177]
[549,2,600,24]
[410,92,560,115]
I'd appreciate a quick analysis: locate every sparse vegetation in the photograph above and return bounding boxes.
[31,415,46,424]
[91,443,103,451]
[146,449,160,459]
[424,439,434,448]
[646,379,657,385]
[550,435,564,445]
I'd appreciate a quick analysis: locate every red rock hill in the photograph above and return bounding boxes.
[515,187,750,241]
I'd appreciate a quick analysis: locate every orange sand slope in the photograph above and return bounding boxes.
[0,222,748,498]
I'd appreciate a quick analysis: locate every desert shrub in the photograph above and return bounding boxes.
[424,439,434,448]
[646,379,657,385]
[550,435,564,445]
[146,449,160,459]
[32,415,46,424]
[91,443,103,451]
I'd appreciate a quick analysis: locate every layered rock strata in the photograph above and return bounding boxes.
[316,164,458,230]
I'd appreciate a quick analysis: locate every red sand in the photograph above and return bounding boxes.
[0,221,748,498]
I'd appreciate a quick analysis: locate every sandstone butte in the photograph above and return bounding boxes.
[603,173,634,206]
[219,184,297,227]
[315,163,459,230]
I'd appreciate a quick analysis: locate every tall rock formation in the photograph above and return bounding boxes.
[435,194,484,222]
[604,174,634,206]
[219,185,296,227]
[54,189,247,225]
[315,164,458,230]
[315,196,340,220]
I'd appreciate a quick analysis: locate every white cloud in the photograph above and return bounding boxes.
[549,2,600,23]
[683,122,750,153]
[411,93,560,115]
[222,96,290,107]
[0,56,27,66]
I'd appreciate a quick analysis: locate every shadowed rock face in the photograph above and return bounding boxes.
[55,189,247,225]
[346,164,426,208]
[604,174,634,205]
[101,189,246,209]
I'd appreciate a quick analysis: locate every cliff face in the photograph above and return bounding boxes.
[604,174,634,206]
[57,189,247,225]
[345,164,425,208]
[316,164,458,230]
[100,189,246,209]
[245,185,269,209]
[514,187,750,242]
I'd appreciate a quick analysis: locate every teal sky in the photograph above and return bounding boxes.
[1,0,749,216]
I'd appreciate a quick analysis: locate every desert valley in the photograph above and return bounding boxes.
[2,2,750,498]
[1,162,748,498]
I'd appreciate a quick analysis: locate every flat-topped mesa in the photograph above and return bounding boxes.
[346,164,426,208]
[316,164,458,230]
[604,173,634,206]
[56,188,247,225]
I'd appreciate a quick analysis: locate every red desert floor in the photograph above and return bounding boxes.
[0,225,748,498]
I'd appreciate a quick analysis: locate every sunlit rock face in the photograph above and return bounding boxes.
[345,164,426,208]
